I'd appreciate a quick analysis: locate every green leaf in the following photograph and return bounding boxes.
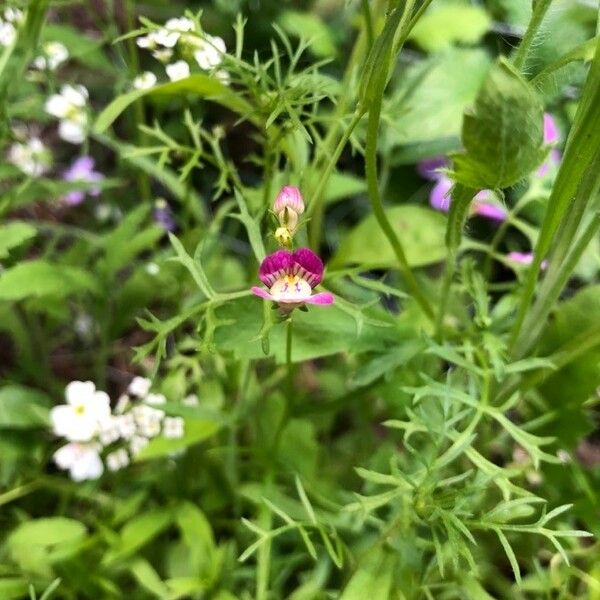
[331,205,447,269]
[538,285,600,447]
[103,509,172,565]
[0,578,28,600]
[0,222,36,259]
[0,385,50,428]
[213,297,397,362]
[340,550,396,599]
[0,261,99,301]
[451,58,546,189]
[408,4,491,52]
[135,419,221,461]
[385,49,491,162]
[278,11,336,58]
[94,75,253,134]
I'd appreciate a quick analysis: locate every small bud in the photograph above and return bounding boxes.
[273,186,304,233]
[274,226,293,247]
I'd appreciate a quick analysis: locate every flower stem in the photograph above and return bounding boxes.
[308,109,364,248]
[286,316,294,398]
[512,0,554,73]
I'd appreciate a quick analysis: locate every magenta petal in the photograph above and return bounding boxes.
[291,248,324,287]
[543,113,559,144]
[259,250,293,287]
[305,292,334,305]
[430,176,452,212]
[508,252,533,265]
[417,156,448,181]
[473,201,507,221]
[251,286,275,300]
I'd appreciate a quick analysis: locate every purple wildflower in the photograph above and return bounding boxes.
[251,248,334,310]
[422,167,507,221]
[538,113,561,177]
[63,156,103,205]
[507,252,548,270]
[273,185,305,234]
[153,199,176,232]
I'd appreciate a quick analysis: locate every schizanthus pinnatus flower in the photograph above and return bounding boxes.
[251,248,334,310]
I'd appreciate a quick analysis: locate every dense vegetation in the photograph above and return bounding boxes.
[0,0,599,598]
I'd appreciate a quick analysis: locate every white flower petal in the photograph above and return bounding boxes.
[165,60,189,81]
[65,380,96,405]
[59,119,86,144]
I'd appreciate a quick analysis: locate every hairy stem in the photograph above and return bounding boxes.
[512,0,554,73]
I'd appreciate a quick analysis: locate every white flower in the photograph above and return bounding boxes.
[128,376,151,398]
[152,48,173,63]
[7,137,51,177]
[154,27,179,48]
[106,448,130,471]
[33,41,69,71]
[4,8,24,23]
[146,393,166,406]
[114,394,131,414]
[0,21,16,47]
[45,84,88,119]
[58,119,86,144]
[98,416,121,446]
[130,435,149,456]
[133,404,164,435]
[45,85,89,144]
[193,35,225,70]
[215,69,230,86]
[146,262,160,275]
[182,394,199,407]
[116,413,136,440]
[163,416,185,439]
[133,71,157,90]
[53,442,104,481]
[165,60,189,81]
[50,381,111,442]
[164,17,194,33]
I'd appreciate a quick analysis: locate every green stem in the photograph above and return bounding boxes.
[361,0,374,51]
[512,0,554,72]
[307,110,364,248]
[435,184,476,337]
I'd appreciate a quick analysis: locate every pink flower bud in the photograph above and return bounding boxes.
[273,186,305,232]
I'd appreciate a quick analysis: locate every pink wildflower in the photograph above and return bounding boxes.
[251,248,334,310]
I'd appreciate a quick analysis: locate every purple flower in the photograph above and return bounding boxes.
[472,191,508,221]
[543,113,559,144]
[507,252,548,270]
[153,199,176,231]
[251,248,334,310]
[417,156,447,181]
[63,156,103,205]
[418,157,506,221]
[538,113,561,177]
[425,171,507,221]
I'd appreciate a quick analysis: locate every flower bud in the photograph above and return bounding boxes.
[273,186,304,233]
[274,226,293,247]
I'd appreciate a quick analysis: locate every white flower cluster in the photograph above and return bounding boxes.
[33,41,69,71]
[51,378,186,481]
[7,136,51,177]
[134,15,227,86]
[0,8,23,47]
[45,84,89,144]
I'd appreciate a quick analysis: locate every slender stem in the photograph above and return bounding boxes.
[286,316,294,398]
[361,0,374,51]
[307,110,364,248]
[512,0,554,72]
